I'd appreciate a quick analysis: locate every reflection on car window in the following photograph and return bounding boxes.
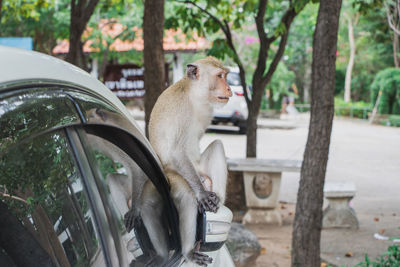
[0,131,106,267]
[83,134,148,265]
[82,133,170,266]
[227,72,241,86]
[0,89,79,151]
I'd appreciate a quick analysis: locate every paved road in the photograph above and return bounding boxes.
[201,115,400,266]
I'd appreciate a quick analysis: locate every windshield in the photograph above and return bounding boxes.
[227,72,241,86]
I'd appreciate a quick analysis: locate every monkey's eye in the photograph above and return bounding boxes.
[217,73,225,79]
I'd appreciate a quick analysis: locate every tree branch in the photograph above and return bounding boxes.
[82,0,100,27]
[175,0,250,104]
[261,7,297,87]
[0,192,28,204]
[253,0,269,88]
[386,2,400,36]
[176,0,228,34]
[222,19,250,104]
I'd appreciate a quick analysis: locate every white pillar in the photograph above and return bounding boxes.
[172,52,184,83]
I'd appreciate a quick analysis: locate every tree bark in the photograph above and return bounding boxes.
[143,0,166,137]
[0,201,54,267]
[66,0,100,70]
[344,13,358,103]
[291,0,342,266]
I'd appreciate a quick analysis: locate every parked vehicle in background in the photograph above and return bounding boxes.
[212,67,249,134]
[0,46,234,267]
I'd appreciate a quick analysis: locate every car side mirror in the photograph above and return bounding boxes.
[197,205,233,252]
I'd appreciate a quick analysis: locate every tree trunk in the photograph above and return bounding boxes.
[66,0,99,70]
[246,80,265,157]
[344,14,357,103]
[291,0,342,266]
[246,110,258,157]
[32,205,71,267]
[393,31,399,68]
[0,201,54,267]
[143,0,166,137]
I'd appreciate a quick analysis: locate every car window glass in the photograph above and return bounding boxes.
[0,89,79,151]
[227,72,241,86]
[82,132,171,266]
[0,130,106,267]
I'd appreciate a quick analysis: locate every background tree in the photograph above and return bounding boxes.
[65,0,100,69]
[343,3,360,103]
[385,0,400,67]
[370,67,400,114]
[87,0,143,79]
[285,4,318,103]
[291,0,342,266]
[168,0,310,157]
[0,0,69,53]
[143,0,166,136]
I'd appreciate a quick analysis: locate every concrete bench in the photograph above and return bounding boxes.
[323,182,359,229]
[227,158,301,225]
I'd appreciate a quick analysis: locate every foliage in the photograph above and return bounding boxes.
[0,0,51,22]
[0,0,70,54]
[380,115,400,127]
[335,69,346,96]
[334,97,372,119]
[285,2,318,103]
[87,0,144,72]
[356,245,400,266]
[370,68,400,115]
[335,2,393,103]
[388,115,400,126]
[267,62,296,104]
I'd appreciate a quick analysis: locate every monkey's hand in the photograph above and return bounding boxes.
[198,191,220,213]
[186,241,213,266]
[124,209,138,232]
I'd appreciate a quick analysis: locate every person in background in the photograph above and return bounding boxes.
[281,83,299,114]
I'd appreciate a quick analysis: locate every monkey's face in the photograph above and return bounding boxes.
[186,57,232,106]
[208,69,232,105]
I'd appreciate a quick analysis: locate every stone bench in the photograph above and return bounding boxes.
[227,158,301,225]
[322,182,359,229]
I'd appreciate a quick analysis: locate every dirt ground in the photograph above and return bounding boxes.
[246,203,296,267]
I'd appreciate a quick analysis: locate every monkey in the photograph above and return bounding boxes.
[146,56,232,265]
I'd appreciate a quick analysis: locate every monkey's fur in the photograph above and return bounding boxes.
[147,56,232,265]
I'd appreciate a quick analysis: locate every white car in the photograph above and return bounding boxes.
[0,46,234,267]
[212,68,248,134]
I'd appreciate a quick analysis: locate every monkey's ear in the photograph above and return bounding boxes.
[186,64,199,80]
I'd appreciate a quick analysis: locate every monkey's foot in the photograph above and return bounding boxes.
[187,242,213,266]
[199,191,220,213]
[124,209,137,232]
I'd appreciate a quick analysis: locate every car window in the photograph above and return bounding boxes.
[0,130,107,267]
[227,72,241,86]
[0,89,80,151]
[80,130,174,266]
